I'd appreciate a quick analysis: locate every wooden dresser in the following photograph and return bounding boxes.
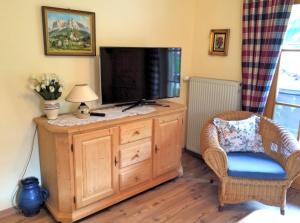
[34,101,186,223]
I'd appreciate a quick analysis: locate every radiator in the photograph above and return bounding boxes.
[186,77,241,154]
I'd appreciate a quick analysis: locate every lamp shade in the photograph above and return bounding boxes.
[65,84,98,103]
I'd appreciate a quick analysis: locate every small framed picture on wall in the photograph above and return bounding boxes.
[209,29,230,56]
[42,6,96,56]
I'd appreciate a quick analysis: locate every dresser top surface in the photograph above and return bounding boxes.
[34,100,186,134]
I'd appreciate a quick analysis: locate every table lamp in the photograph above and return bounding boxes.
[65,84,99,119]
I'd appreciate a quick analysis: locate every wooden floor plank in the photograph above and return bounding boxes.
[1,152,300,223]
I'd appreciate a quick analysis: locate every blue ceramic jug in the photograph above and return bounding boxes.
[18,177,49,217]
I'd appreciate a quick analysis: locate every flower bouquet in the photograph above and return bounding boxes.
[30,74,63,119]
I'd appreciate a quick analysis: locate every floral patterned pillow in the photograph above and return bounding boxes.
[213,115,264,153]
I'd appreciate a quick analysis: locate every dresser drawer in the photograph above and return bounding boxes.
[120,138,152,168]
[119,160,152,191]
[120,120,152,144]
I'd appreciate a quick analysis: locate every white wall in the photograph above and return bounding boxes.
[0,0,197,210]
[0,0,244,211]
[192,0,243,81]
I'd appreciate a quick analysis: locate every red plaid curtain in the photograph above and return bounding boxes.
[242,0,293,113]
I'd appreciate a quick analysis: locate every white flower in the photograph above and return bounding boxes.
[43,74,50,82]
[50,73,57,82]
[49,86,55,93]
[29,73,63,100]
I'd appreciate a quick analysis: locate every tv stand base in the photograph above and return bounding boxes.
[118,100,170,112]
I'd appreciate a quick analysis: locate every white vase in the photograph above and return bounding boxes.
[44,100,60,120]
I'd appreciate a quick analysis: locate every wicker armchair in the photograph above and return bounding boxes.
[200,111,300,215]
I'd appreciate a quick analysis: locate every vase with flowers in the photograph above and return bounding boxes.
[29,74,63,120]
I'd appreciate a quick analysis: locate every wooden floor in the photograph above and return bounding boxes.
[1,152,300,223]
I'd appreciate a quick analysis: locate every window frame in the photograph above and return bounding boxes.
[265,1,300,141]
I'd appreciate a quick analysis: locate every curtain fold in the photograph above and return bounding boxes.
[242,0,293,113]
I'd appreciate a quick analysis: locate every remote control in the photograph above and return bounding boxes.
[90,112,106,117]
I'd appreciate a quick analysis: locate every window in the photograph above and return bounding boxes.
[266,4,300,141]
[167,48,181,97]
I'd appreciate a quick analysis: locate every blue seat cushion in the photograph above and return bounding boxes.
[227,152,287,180]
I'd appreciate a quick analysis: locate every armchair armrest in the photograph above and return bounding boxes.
[286,150,300,181]
[203,148,228,179]
[200,121,228,178]
[260,117,300,180]
[260,117,299,155]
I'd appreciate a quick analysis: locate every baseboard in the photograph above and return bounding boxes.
[183,148,203,160]
[0,207,18,219]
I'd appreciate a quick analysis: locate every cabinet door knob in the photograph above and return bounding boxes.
[114,156,118,167]
[155,145,159,153]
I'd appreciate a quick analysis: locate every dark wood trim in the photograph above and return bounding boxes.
[264,54,281,118]
[274,101,300,109]
[281,48,300,52]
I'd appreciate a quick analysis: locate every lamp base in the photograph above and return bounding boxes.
[76,102,90,119]
[76,112,90,119]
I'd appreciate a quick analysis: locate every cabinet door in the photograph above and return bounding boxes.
[153,114,183,177]
[73,127,119,208]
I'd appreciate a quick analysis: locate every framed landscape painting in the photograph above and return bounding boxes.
[209,29,230,56]
[42,6,96,56]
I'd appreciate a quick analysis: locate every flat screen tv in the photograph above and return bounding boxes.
[100,47,181,105]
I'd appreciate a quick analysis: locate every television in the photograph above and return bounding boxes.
[100,47,181,105]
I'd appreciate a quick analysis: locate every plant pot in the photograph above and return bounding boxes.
[44,100,60,120]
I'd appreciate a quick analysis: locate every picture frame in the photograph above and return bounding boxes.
[42,6,96,56]
[209,29,230,56]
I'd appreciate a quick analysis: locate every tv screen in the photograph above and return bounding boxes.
[100,47,181,104]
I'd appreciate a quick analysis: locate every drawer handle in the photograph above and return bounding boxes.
[133,130,140,135]
[135,176,139,182]
[132,153,140,160]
